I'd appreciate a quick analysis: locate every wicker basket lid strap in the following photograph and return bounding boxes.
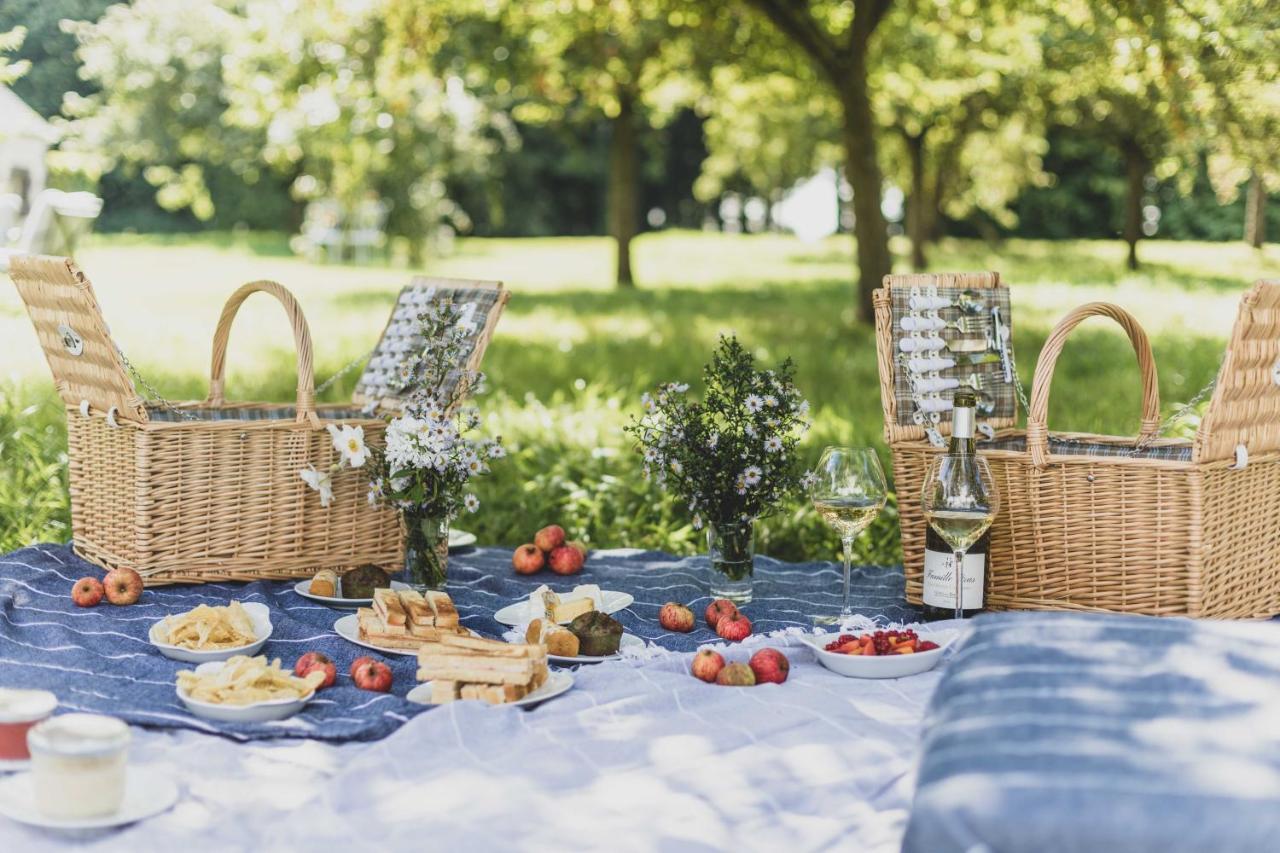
[1027,302,1161,468]
[206,281,319,425]
[7,255,148,422]
[1193,280,1280,464]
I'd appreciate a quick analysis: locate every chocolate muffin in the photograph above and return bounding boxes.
[568,611,624,657]
[341,564,391,599]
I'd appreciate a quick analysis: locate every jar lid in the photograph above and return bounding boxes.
[0,688,57,724]
[27,713,130,756]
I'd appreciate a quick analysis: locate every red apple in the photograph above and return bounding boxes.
[512,544,545,575]
[748,648,790,685]
[715,611,753,642]
[704,598,738,630]
[350,656,393,692]
[102,567,143,606]
[534,524,566,553]
[690,649,725,683]
[566,540,589,561]
[71,577,104,608]
[658,602,695,633]
[548,545,584,576]
[294,651,337,689]
[715,662,756,686]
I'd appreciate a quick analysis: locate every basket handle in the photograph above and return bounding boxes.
[206,281,318,425]
[1026,302,1161,468]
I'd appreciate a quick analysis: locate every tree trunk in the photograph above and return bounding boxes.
[838,55,892,323]
[608,91,639,289]
[905,130,928,271]
[1245,169,1267,249]
[1122,141,1146,271]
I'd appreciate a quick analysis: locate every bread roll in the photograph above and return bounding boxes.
[309,569,338,597]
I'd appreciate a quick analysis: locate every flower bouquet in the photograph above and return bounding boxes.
[364,300,504,589]
[626,337,810,602]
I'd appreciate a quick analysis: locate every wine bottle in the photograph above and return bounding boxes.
[922,388,991,621]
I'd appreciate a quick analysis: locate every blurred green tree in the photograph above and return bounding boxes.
[874,0,1049,269]
[0,1,113,116]
[0,27,27,84]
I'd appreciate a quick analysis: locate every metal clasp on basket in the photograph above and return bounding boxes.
[57,324,84,356]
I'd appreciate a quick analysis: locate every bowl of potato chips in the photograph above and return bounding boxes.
[149,601,271,663]
[176,655,323,723]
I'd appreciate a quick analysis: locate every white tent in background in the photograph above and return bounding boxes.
[0,85,57,226]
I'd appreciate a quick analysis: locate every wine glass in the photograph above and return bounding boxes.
[921,454,1000,620]
[810,446,887,625]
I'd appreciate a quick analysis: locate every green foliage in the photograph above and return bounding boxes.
[0,1,115,108]
[0,26,28,84]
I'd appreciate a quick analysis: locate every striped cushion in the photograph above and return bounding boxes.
[146,406,370,422]
[985,434,1193,462]
[903,612,1280,853]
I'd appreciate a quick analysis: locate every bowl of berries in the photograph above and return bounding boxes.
[802,628,954,679]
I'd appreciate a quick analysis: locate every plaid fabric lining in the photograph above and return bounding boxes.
[890,286,1017,427]
[353,280,503,406]
[984,434,1193,462]
[146,406,370,423]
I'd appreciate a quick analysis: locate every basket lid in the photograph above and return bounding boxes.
[352,276,508,412]
[8,255,148,422]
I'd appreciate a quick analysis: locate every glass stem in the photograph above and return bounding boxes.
[953,549,965,620]
[841,536,854,617]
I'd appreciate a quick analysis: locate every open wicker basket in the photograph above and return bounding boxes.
[10,255,405,584]
[877,271,1280,618]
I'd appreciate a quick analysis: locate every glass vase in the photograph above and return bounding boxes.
[403,510,449,590]
[707,520,754,604]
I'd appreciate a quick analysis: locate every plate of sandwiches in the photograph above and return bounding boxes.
[448,529,477,550]
[493,583,634,627]
[334,588,474,656]
[294,565,408,608]
[520,614,645,664]
[406,633,572,708]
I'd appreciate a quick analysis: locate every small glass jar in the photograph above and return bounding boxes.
[0,688,57,761]
[27,713,130,819]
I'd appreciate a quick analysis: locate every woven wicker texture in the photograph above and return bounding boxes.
[8,255,148,421]
[14,261,403,584]
[879,274,1280,619]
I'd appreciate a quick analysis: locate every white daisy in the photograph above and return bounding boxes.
[764,394,778,408]
[745,394,764,413]
[327,423,369,468]
[299,465,334,508]
[743,465,763,486]
[487,443,506,459]
[764,436,783,453]
[463,493,480,513]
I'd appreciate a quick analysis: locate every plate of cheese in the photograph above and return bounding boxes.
[334,587,476,656]
[519,618,645,663]
[493,583,633,627]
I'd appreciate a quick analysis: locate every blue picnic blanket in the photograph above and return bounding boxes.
[902,611,1280,853]
[0,543,917,743]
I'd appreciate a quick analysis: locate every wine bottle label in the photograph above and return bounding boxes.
[953,405,975,439]
[922,548,985,609]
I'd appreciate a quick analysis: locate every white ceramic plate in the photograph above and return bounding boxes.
[494,590,635,627]
[0,766,179,831]
[449,529,477,549]
[292,579,411,609]
[0,757,30,773]
[149,602,272,663]
[333,614,482,657]
[176,660,315,722]
[406,671,574,709]
[511,631,645,664]
[800,629,956,679]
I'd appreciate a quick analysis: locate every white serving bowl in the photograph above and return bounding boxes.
[800,628,956,679]
[176,660,314,723]
[149,602,272,663]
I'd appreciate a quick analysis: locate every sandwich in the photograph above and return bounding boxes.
[357,608,425,650]
[373,589,407,629]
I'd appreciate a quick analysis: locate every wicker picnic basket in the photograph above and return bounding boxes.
[876,271,1280,618]
[9,255,404,584]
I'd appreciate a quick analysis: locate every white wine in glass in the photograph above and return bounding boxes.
[921,452,1000,620]
[810,447,887,625]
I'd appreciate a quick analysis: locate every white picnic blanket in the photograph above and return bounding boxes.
[2,627,955,852]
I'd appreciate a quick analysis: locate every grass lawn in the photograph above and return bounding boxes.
[2,230,1278,563]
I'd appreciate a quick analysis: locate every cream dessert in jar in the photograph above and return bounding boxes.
[26,713,131,818]
[0,688,57,761]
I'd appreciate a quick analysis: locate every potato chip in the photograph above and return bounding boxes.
[160,601,257,650]
[177,655,322,706]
